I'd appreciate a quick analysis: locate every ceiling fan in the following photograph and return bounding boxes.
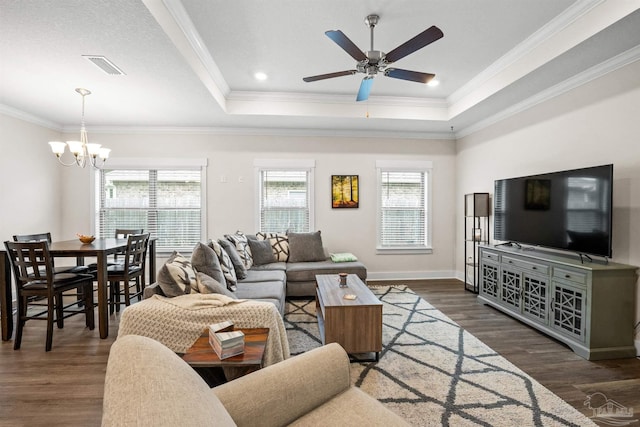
[303,14,444,102]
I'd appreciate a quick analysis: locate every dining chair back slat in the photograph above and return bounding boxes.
[108,233,150,313]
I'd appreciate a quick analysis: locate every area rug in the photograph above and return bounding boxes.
[284,285,596,427]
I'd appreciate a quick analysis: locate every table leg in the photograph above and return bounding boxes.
[1,251,13,341]
[96,252,109,339]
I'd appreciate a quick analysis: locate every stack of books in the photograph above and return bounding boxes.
[208,320,245,359]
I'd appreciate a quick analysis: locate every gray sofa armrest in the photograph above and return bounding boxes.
[213,343,351,427]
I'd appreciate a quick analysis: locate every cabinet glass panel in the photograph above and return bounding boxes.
[480,262,499,298]
[552,284,585,341]
[523,275,548,322]
[500,268,521,309]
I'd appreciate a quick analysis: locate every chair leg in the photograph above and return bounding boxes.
[83,283,95,330]
[13,296,26,350]
[115,281,122,313]
[124,279,131,307]
[55,294,64,329]
[109,281,116,315]
[46,295,55,351]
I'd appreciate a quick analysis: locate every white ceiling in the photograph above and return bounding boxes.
[1,0,639,139]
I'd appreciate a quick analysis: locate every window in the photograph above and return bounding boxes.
[255,159,315,233]
[94,159,207,253]
[376,160,432,252]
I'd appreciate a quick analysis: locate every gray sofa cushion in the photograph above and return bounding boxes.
[286,259,367,282]
[196,272,237,299]
[249,262,287,272]
[288,231,325,263]
[191,242,227,288]
[240,269,286,284]
[208,240,238,291]
[225,231,253,268]
[236,280,286,314]
[256,232,289,262]
[248,239,276,266]
[157,251,195,297]
[218,238,247,279]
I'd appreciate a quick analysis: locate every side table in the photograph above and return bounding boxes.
[181,327,269,386]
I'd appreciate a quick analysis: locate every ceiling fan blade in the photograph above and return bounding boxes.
[385,68,435,84]
[303,70,357,82]
[385,26,444,63]
[325,30,367,62]
[356,77,374,102]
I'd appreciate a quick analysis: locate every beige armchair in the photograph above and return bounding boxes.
[102,335,409,426]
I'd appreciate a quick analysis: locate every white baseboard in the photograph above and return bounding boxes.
[367,270,457,281]
[635,340,640,357]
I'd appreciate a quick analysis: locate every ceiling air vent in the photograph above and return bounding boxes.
[82,55,125,75]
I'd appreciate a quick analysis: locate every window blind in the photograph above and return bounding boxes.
[259,169,310,233]
[379,170,427,248]
[96,168,202,253]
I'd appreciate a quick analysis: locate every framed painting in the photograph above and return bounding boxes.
[332,175,359,208]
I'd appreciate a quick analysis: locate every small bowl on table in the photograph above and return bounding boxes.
[78,234,95,244]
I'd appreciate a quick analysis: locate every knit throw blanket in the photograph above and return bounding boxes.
[118,295,290,366]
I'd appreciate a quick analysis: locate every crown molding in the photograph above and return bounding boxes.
[142,0,228,109]
[456,44,640,138]
[448,0,604,106]
[0,104,62,131]
[81,124,456,140]
[227,91,448,108]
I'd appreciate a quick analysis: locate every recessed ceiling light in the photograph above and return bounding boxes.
[427,79,440,87]
[254,72,268,81]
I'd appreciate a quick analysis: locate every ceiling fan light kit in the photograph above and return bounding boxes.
[303,14,443,102]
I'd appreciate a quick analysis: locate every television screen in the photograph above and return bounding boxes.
[494,164,613,257]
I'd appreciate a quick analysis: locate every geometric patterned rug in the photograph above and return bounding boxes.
[284,285,597,427]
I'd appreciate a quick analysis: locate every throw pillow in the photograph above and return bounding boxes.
[247,238,276,266]
[208,240,238,291]
[191,242,227,290]
[157,251,195,297]
[287,230,326,263]
[217,238,248,280]
[225,231,253,268]
[330,252,358,263]
[195,272,237,299]
[256,231,289,262]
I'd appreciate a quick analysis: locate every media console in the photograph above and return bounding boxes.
[478,244,638,360]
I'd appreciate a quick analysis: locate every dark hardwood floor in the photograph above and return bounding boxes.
[0,280,638,426]
[396,279,640,421]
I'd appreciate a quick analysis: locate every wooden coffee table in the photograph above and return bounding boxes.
[181,327,269,385]
[315,274,382,361]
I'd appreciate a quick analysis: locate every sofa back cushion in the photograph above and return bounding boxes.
[196,272,237,298]
[247,239,276,266]
[191,242,227,289]
[157,251,196,297]
[208,240,238,291]
[218,238,248,279]
[256,232,290,262]
[225,231,253,268]
[102,335,236,427]
[287,231,326,263]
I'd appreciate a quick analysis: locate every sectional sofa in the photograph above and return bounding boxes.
[119,231,367,365]
[142,230,367,314]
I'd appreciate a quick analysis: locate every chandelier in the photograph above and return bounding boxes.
[49,88,111,168]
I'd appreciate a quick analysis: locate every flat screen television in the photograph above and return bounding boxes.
[493,164,613,258]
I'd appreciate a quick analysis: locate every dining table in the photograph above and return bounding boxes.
[1,237,156,341]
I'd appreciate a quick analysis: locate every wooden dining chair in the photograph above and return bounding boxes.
[110,228,144,265]
[13,232,89,274]
[4,240,95,351]
[108,233,150,314]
